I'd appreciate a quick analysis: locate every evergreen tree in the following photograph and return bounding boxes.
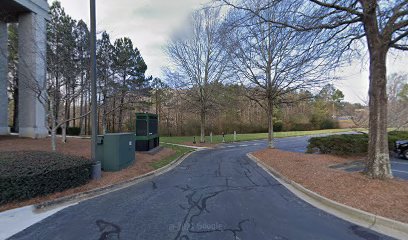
[113,37,148,131]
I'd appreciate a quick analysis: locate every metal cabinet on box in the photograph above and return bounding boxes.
[135,113,160,151]
[96,133,135,171]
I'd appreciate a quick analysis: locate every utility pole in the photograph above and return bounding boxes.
[90,0,101,179]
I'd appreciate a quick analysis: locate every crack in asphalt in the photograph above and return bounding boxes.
[171,152,288,239]
[171,156,273,240]
[96,220,121,240]
[214,158,223,177]
[239,157,276,186]
[349,225,381,240]
[244,171,260,187]
[175,186,250,240]
[151,181,157,190]
[224,219,250,240]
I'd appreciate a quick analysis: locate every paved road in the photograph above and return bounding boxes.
[10,136,395,240]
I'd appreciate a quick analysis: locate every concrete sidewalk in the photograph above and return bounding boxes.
[0,204,75,240]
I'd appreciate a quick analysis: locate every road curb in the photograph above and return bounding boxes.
[161,142,212,149]
[247,153,408,240]
[35,149,196,211]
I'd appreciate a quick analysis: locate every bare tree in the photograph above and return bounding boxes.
[223,3,334,148]
[220,0,408,179]
[166,7,229,142]
[387,72,408,129]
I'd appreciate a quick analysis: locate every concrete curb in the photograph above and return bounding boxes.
[247,153,408,240]
[35,149,196,211]
[161,142,211,150]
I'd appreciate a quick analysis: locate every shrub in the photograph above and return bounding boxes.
[388,131,408,151]
[307,134,368,155]
[307,131,408,155]
[56,127,81,136]
[273,120,283,132]
[320,119,338,130]
[291,123,314,131]
[0,151,92,204]
[67,127,81,136]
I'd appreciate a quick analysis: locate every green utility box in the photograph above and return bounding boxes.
[96,133,135,171]
[135,113,159,151]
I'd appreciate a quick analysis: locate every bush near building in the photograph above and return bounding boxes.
[0,151,92,204]
[56,127,81,136]
[307,131,408,155]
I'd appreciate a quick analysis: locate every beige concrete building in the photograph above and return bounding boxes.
[0,0,49,138]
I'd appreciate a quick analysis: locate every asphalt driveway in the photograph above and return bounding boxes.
[9,137,394,240]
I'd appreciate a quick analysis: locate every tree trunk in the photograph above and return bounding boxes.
[12,85,18,132]
[102,114,107,134]
[118,102,123,132]
[200,109,205,143]
[118,74,127,132]
[50,98,57,152]
[365,47,392,179]
[112,97,116,132]
[102,96,107,134]
[61,123,67,143]
[55,75,60,124]
[72,95,76,127]
[267,99,274,149]
[63,98,69,143]
[65,98,70,129]
[83,91,88,135]
[79,91,85,135]
[51,128,57,152]
[362,3,392,179]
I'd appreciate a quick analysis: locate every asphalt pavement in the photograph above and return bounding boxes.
[8,136,395,240]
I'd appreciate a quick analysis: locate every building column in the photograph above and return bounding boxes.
[0,21,10,135]
[18,13,47,138]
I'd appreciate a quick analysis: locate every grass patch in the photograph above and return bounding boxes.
[161,129,354,144]
[149,144,194,170]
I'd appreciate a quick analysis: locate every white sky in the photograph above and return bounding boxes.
[50,0,408,104]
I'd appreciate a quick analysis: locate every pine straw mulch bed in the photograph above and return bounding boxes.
[252,149,408,223]
[0,136,175,212]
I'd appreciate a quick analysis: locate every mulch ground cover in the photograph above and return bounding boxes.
[253,149,408,223]
[0,136,175,212]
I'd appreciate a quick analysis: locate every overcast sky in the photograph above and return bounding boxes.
[50,0,408,104]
